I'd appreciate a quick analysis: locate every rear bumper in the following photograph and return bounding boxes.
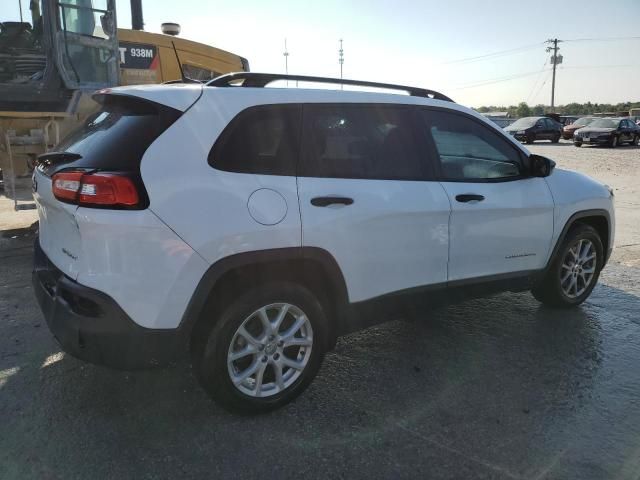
[33,239,185,369]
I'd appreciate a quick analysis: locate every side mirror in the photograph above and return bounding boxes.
[529,154,556,177]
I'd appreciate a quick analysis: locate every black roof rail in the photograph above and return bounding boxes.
[206,72,453,102]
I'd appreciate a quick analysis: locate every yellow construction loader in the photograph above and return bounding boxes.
[0,0,248,210]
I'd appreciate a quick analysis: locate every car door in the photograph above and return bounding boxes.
[534,119,546,139]
[621,120,633,142]
[53,0,120,89]
[546,118,560,138]
[418,108,555,282]
[297,104,451,303]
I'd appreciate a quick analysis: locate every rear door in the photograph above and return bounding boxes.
[545,118,559,138]
[418,108,555,281]
[297,104,451,303]
[540,118,553,139]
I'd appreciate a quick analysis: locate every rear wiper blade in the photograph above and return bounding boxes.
[36,151,82,166]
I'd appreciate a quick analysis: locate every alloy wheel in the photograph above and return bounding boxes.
[560,239,597,299]
[227,303,313,398]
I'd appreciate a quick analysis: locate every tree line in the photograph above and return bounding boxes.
[475,101,640,118]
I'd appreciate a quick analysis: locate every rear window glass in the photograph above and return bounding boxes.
[54,95,180,172]
[209,104,302,176]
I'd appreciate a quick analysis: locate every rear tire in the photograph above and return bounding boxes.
[192,282,328,414]
[532,224,603,308]
[574,142,582,147]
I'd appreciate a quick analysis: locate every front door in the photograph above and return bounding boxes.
[297,104,451,303]
[418,108,555,281]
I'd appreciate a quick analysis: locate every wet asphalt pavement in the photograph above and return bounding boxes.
[1,223,640,480]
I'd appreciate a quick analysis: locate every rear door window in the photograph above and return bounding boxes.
[300,104,426,180]
[209,104,302,176]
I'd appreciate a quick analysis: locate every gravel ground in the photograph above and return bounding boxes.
[0,140,639,479]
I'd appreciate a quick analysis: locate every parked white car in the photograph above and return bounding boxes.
[32,73,615,413]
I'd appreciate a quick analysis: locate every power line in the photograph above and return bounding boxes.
[443,42,543,65]
[559,64,638,70]
[526,59,548,104]
[452,69,551,90]
[530,70,551,104]
[444,36,639,67]
[564,36,640,42]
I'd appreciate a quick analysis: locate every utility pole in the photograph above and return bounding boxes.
[283,38,289,75]
[546,39,563,111]
[283,38,289,86]
[18,0,23,22]
[338,39,344,88]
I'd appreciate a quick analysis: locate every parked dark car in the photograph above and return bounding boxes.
[504,116,563,144]
[563,116,596,140]
[574,118,640,147]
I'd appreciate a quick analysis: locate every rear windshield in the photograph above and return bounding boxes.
[573,117,594,127]
[54,95,181,172]
[508,117,538,129]
[588,119,618,129]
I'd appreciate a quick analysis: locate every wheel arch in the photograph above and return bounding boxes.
[179,247,350,352]
[547,209,612,271]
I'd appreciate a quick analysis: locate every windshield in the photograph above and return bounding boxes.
[573,117,595,127]
[508,117,538,129]
[588,119,618,129]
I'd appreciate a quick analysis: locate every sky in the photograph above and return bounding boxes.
[5,0,640,108]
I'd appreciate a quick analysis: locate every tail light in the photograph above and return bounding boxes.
[52,172,141,208]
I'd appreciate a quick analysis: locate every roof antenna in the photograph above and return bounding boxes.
[170,41,199,83]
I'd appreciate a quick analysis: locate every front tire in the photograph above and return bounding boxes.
[610,135,619,148]
[552,134,561,143]
[574,142,582,147]
[526,134,535,144]
[193,282,327,414]
[531,224,604,308]
[632,135,639,146]
[532,224,603,308]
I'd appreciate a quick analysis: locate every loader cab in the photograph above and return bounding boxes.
[0,0,119,113]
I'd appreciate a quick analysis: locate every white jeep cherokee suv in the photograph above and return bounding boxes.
[32,73,615,413]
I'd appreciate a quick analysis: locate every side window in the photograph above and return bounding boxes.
[182,64,219,81]
[301,105,424,180]
[545,119,555,128]
[421,110,523,182]
[209,105,301,176]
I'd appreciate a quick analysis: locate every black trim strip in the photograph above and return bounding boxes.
[544,209,612,271]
